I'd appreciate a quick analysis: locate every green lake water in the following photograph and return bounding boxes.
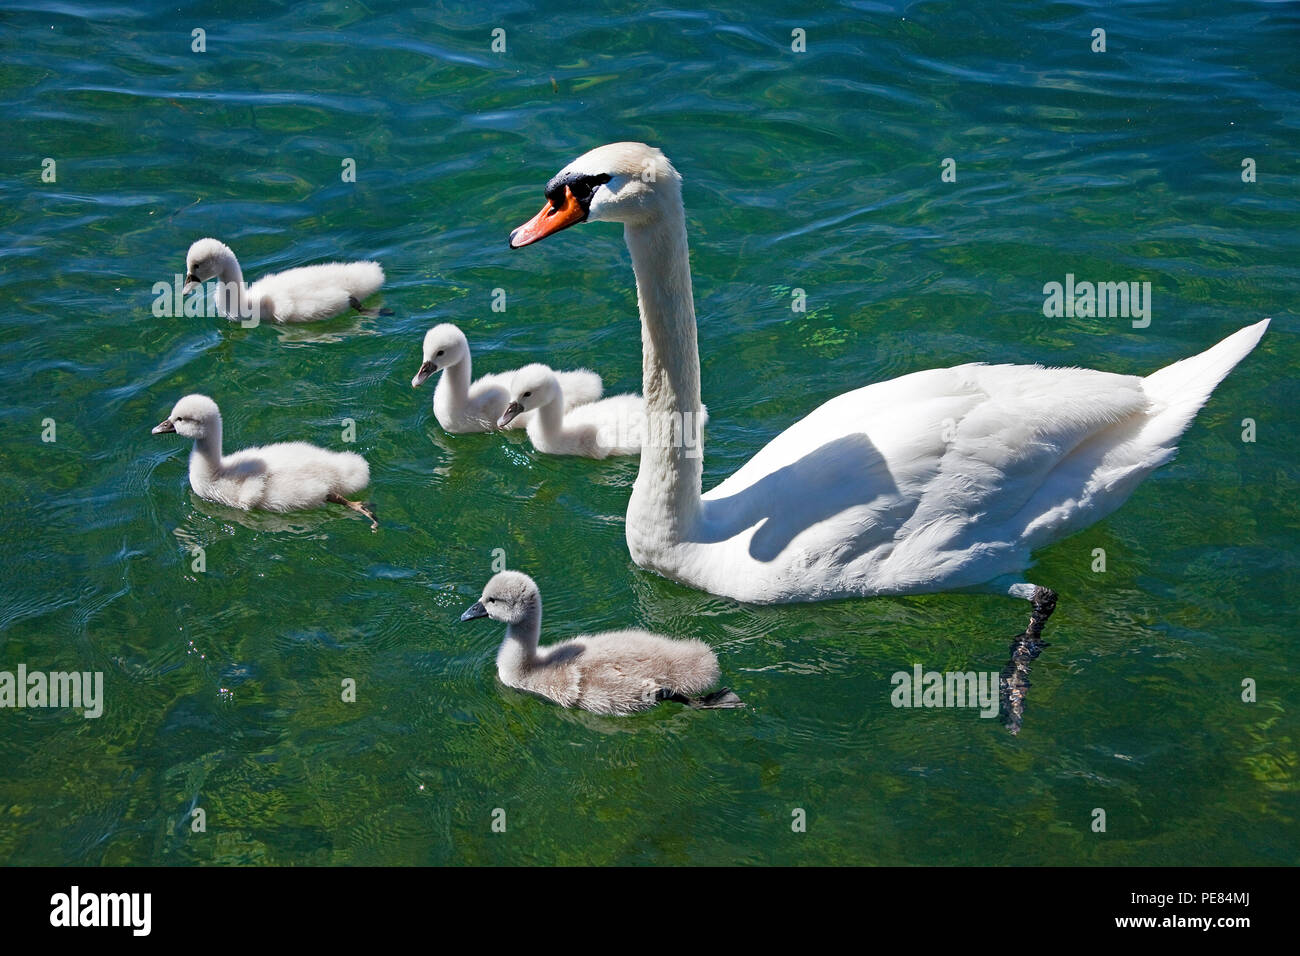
[0,0,1296,865]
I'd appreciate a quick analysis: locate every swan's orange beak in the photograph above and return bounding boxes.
[509,186,586,249]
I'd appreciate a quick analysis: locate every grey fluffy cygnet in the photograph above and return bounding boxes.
[460,571,743,715]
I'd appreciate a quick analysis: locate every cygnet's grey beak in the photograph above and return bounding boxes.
[151,418,176,435]
[411,361,437,388]
[459,600,488,622]
[182,273,201,296]
[497,401,524,428]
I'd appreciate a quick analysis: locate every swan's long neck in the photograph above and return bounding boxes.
[435,359,472,416]
[624,202,703,551]
[497,599,541,682]
[188,420,224,484]
[533,397,565,443]
[212,254,250,319]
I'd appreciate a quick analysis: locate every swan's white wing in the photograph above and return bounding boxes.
[700,363,1150,595]
[885,364,1148,584]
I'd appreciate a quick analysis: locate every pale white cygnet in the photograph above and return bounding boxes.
[151,394,377,529]
[411,324,602,433]
[183,238,386,323]
[499,363,707,459]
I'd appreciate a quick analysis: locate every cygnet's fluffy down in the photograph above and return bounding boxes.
[411,324,602,432]
[499,363,706,459]
[460,570,743,715]
[183,237,386,323]
[151,393,377,529]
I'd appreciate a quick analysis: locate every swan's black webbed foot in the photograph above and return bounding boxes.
[692,688,745,709]
[656,687,745,709]
[999,586,1058,735]
[327,492,379,531]
[349,296,394,317]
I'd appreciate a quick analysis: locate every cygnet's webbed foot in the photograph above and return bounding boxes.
[327,492,379,531]
[656,687,745,709]
[349,296,394,317]
[999,586,1058,736]
[692,688,745,709]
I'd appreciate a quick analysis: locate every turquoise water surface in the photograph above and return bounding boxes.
[0,0,1296,865]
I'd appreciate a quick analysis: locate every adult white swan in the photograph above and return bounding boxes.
[508,143,1268,622]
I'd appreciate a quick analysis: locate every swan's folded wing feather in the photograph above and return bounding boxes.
[710,364,1145,497]
[697,363,1150,591]
[918,363,1148,520]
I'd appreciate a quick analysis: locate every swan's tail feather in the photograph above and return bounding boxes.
[1141,319,1269,446]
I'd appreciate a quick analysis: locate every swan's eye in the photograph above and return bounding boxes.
[571,174,611,203]
[550,173,612,208]
[522,391,532,398]
[436,349,444,357]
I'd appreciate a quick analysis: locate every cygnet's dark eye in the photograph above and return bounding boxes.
[522,391,532,398]
[436,349,445,357]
